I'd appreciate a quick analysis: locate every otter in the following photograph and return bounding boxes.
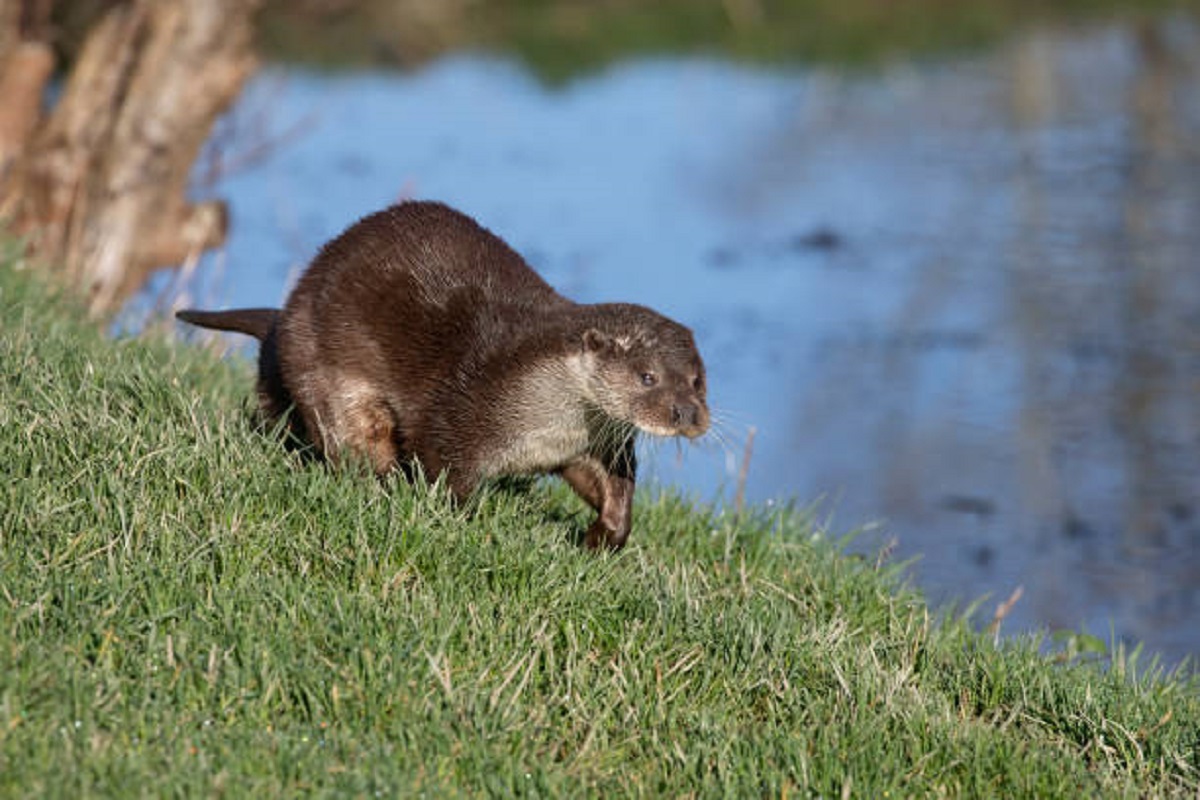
[177,201,709,549]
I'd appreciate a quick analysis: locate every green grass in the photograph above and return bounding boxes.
[476,0,1196,81]
[252,0,1200,81]
[1,259,1198,796]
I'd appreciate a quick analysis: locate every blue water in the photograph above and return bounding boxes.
[162,17,1200,669]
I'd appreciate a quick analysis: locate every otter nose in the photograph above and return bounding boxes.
[671,403,699,428]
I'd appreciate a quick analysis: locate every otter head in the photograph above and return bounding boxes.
[581,305,710,440]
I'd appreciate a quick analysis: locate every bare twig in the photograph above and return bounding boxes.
[987,585,1024,644]
[733,425,756,516]
[198,109,320,188]
[874,536,898,571]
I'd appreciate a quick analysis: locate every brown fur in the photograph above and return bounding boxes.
[177,201,709,549]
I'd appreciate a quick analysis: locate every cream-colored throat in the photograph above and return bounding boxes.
[482,355,599,475]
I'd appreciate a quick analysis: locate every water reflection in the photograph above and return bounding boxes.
[178,16,1200,667]
[760,18,1200,666]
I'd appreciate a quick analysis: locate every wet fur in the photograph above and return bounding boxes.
[177,201,709,548]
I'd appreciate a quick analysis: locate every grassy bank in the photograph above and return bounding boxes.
[1,260,1198,796]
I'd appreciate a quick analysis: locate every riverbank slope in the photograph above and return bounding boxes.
[1,261,1196,795]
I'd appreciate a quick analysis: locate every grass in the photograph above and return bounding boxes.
[475,0,1197,81]
[252,0,1200,81]
[1,258,1198,796]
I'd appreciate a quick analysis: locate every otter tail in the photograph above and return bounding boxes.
[176,308,278,341]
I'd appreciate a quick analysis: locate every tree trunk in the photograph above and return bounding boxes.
[0,0,53,177]
[0,0,262,314]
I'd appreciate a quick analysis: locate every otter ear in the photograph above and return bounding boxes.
[582,329,637,354]
[582,329,611,353]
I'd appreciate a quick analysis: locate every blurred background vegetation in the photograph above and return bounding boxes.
[49,0,1199,80]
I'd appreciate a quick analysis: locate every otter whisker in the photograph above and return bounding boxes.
[696,420,739,461]
[709,408,755,437]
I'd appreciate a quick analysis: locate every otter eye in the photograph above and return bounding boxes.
[692,375,704,391]
[640,372,658,387]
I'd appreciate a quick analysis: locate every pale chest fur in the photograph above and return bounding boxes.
[476,354,602,477]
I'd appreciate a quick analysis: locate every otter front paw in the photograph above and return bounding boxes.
[583,518,629,550]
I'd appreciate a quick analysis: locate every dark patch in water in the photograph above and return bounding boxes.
[941,494,996,518]
[1063,515,1094,541]
[705,245,742,269]
[788,226,843,252]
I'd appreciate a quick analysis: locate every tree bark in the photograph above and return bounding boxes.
[0,0,262,314]
[0,0,53,177]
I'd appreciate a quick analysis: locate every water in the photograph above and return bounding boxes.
[167,16,1200,669]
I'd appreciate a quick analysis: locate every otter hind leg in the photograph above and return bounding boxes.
[305,377,401,477]
[345,400,401,476]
